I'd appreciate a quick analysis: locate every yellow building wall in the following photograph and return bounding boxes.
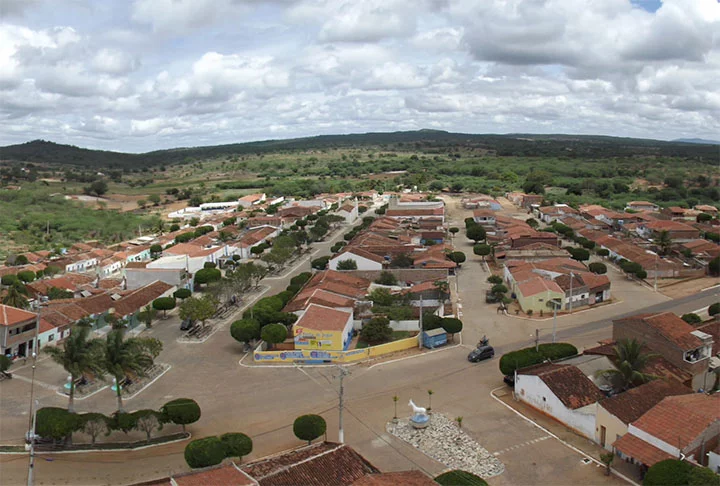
[595,404,628,451]
[253,337,419,363]
[293,324,343,350]
[517,289,565,314]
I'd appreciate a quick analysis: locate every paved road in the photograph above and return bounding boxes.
[1,202,716,486]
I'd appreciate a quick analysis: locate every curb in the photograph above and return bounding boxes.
[0,433,191,455]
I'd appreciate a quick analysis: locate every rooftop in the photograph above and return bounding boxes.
[352,471,437,486]
[599,379,692,425]
[519,363,605,409]
[0,304,36,327]
[612,433,673,467]
[295,304,352,332]
[614,312,704,350]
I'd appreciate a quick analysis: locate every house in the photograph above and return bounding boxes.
[594,379,691,451]
[329,248,385,271]
[463,196,501,211]
[293,304,354,352]
[25,277,80,300]
[506,192,544,209]
[124,262,189,290]
[54,252,98,273]
[613,312,715,390]
[695,204,718,215]
[0,305,39,358]
[626,201,660,212]
[514,363,605,439]
[473,209,497,226]
[536,204,579,224]
[514,277,565,314]
[231,226,280,259]
[336,200,359,224]
[36,318,59,348]
[237,193,266,208]
[162,243,228,273]
[636,220,701,242]
[385,197,445,222]
[613,394,720,471]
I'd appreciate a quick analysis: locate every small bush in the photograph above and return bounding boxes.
[36,407,82,442]
[588,262,607,274]
[435,470,488,486]
[311,256,329,270]
[499,343,578,376]
[681,313,702,325]
[709,302,720,316]
[173,288,192,300]
[487,275,503,285]
[360,317,392,345]
[293,415,326,444]
[290,272,312,287]
[374,271,398,286]
[161,398,201,433]
[220,433,253,461]
[184,436,226,469]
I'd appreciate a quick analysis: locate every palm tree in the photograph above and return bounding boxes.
[102,330,162,412]
[656,230,672,256]
[3,285,28,309]
[598,338,659,391]
[44,326,105,413]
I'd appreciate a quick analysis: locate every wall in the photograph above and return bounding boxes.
[125,268,186,290]
[254,336,418,363]
[709,450,720,474]
[515,374,597,439]
[389,320,420,331]
[595,403,629,451]
[517,289,565,313]
[344,268,448,283]
[329,253,383,271]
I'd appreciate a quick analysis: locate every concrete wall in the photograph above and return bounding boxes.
[329,252,383,271]
[389,320,420,331]
[709,450,720,474]
[515,373,597,439]
[125,268,186,290]
[254,336,418,363]
[595,403,629,451]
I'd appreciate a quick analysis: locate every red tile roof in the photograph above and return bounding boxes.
[295,304,352,332]
[517,277,564,297]
[172,464,256,486]
[352,471,437,486]
[643,220,698,232]
[630,394,720,449]
[612,434,673,467]
[113,281,174,317]
[283,289,356,313]
[240,442,379,486]
[599,379,692,424]
[615,312,703,350]
[336,247,387,264]
[0,305,36,327]
[519,363,604,409]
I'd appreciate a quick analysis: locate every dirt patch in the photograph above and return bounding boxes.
[659,277,718,299]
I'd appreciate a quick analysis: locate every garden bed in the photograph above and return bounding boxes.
[34,432,189,452]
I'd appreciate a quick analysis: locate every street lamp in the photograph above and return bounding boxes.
[27,398,39,486]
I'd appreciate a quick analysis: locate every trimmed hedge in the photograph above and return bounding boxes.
[184,436,226,469]
[435,470,488,486]
[499,343,578,376]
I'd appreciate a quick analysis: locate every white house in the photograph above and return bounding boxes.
[336,200,359,224]
[514,363,604,439]
[238,193,266,208]
[151,243,227,274]
[329,248,385,271]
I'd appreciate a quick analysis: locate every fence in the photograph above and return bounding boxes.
[253,336,419,363]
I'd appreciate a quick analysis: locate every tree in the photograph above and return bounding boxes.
[466,224,486,243]
[588,262,607,274]
[132,409,163,442]
[487,275,503,285]
[525,218,539,229]
[179,296,217,327]
[449,227,459,236]
[150,244,162,257]
[709,302,720,317]
[148,194,161,206]
[697,212,713,223]
[643,459,693,486]
[152,297,176,318]
[17,270,36,283]
[161,398,201,433]
[491,284,508,296]
[656,230,673,256]
[139,304,156,329]
[293,414,326,444]
[441,318,463,341]
[422,312,443,331]
[368,288,395,306]
[220,433,253,462]
[46,286,73,300]
[173,288,191,300]
[449,251,466,265]
[336,259,358,270]
[0,354,12,374]
[45,325,105,413]
[360,317,392,345]
[568,247,590,262]
[169,223,180,232]
[2,285,28,309]
[261,323,288,349]
[1,274,18,286]
[597,248,610,257]
[102,330,162,412]
[390,253,413,268]
[230,319,261,346]
[600,452,614,476]
[374,271,397,286]
[473,244,491,260]
[598,338,658,391]
[681,313,702,325]
[688,466,720,486]
[36,407,82,444]
[184,436,227,469]
[435,470,488,486]
[194,268,221,286]
[311,256,330,270]
[708,256,720,277]
[80,413,110,446]
[137,199,147,209]
[85,180,108,197]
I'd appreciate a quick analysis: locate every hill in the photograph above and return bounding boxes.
[1,131,718,169]
[672,138,720,145]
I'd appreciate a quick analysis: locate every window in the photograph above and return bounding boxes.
[48,335,54,342]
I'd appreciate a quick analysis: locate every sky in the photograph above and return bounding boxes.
[0,0,719,153]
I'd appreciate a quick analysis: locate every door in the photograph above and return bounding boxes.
[18,342,26,358]
[600,426,607,447]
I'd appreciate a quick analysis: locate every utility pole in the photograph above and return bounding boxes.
[534,329,539,352]
[568,272,574,314]
[335,366,349,444]
[27,399,38,486]
[552,301,558,344]
[654,252,658,292]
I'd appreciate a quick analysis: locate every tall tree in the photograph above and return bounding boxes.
[2,285,29,309]
[44,326,105,413]
[101,330,162,412]
[656,230,672,256]
[598,338,658,391]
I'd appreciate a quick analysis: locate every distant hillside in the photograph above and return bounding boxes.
[672,138,720,145]
[1,131,718,169]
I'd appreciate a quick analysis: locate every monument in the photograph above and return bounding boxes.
[408,399,430,429]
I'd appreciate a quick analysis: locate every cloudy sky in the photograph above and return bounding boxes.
[1,0,719,152]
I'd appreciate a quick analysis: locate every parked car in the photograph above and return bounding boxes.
[467,345,495,362]
[503,375,515,387]
[180,319,194,331]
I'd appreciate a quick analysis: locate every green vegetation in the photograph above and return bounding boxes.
[681,313,702,324]
[435,470,489,486]
[598,339,658,392]
[219,433,253,462]
[184,436,227,469]
[644,459,719,486]
[359,317,393,345]
[293,414,326,445]
[499,343,578,376]
[161,398,201,433]
[230,319,261,346]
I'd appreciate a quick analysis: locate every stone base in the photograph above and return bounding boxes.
[410,419,430,429]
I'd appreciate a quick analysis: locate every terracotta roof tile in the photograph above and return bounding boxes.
[173,464,256,486]
[519,363,604,409]
[599,379,692,424]
[295,304,352,332]
[612,434,673,467]
[352,471,437,486]
[0,305,36,327]
[336,247,387,264]
[615,312,703,350]
[283,289,356,313]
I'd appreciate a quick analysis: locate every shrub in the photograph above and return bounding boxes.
[688,466,720,486]
[709,256,720,277]
[1,274,19,286]
[588,262,607,274]
[173,288,192,300]
[286,283,302,294]
[36,407,82,442]
[293,414,327,444]
[596,248,610,257]
[643,459,693,486]
[681,313,702,325]
[231,319,261,345]
[220,432,253,461]
[261,323,288,348]
[17,270,36,283]
[473,244,492,259]
[175,232,195,243]
[290,272,312,287]
[161,398,201,433]
[499,343,578,376]
[132,409,164,442]
[80,413,110,445]
[487,275,503,285]
[466,224,486,242]
[275,290,295,306]
[491,284,508,295]
[709,302,720,317]
[449,251,466,264]
[194,268,221,285]
[150,244,162,255]
[311,256,329,270]
[422,313,443,331]
[374,271,397,286]
[360,317,392,345]
[368,288,395,306]
[336,259,358,270]
[0,354,12,373]
[567,247,590,262]
[184,436,227,469]
[441,318,463,339]
[435,470,488,486]
[203,262,217,269]
[152,297,176,317]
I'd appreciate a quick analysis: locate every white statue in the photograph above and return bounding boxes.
[408,399,427,416]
